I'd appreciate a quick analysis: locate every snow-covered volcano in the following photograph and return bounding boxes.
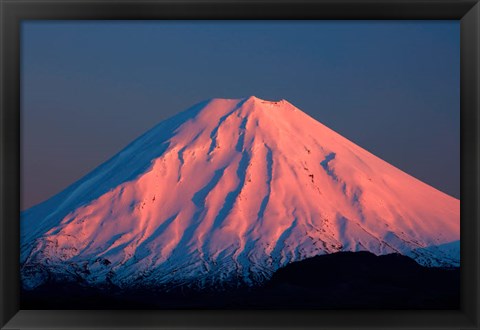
[21,96,460,290]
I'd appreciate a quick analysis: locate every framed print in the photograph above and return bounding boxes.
[1,0,479,329]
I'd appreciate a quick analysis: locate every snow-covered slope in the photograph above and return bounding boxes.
[21,96,460,290]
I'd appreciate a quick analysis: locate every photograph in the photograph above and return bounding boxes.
[19,20,460,309]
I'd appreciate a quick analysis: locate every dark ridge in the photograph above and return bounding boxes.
[261,251,459,309]
[21,251,459,310]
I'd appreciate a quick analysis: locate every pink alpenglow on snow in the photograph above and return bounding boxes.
[20,96,460,290]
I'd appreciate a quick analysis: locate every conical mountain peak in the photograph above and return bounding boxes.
[200,97,295,121]
[244,95,287,104]
[21,97,459,290]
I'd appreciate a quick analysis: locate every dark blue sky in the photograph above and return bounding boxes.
[21,21,460,209]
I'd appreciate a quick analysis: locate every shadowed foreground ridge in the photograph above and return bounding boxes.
[21,96,459,298]
[21,251,459,309]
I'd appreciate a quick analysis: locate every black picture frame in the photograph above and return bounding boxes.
[1,0,479,329]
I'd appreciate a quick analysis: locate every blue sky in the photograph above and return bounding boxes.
[21,20,459,209]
